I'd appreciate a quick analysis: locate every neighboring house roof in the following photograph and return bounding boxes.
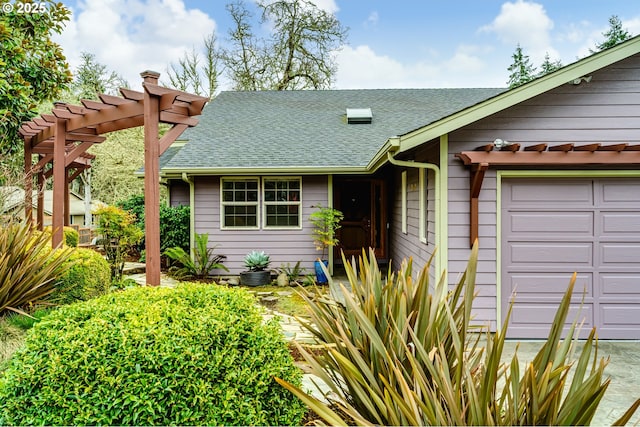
[160,88,505,174]
[0,186,105,217]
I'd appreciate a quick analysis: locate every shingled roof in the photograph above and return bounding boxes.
[160,88,505,173]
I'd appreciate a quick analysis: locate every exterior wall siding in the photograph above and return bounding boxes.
[192,175,329,274]
[446,54,640,329]
[389,143,439,276]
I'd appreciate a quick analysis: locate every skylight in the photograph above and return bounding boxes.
[346,108,372,124]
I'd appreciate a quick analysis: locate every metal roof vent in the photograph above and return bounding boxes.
[346,108,372,124]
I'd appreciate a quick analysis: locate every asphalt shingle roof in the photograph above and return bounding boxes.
[162,88,505,171]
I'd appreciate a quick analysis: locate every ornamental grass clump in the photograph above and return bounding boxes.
[0,220,73,316]
[277,244,640,426]
[0,283,305,426]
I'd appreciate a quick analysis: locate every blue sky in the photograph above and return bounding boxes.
[55,0,640,91]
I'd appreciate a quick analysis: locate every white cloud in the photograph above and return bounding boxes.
[480,0,558,63]
[308,0,339,14]
[55,0,216,90]
[365,11,379,27]
[335,44,506,89]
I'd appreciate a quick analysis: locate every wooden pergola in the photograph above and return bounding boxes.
[19,71,208,286]
[456,141,640,247]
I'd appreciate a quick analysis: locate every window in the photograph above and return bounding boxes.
[221,178,259,228]
[221,177,302,229]
[263,178,301,228]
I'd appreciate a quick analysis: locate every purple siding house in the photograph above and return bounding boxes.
[160,36,640,339]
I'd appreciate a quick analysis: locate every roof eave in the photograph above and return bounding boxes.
[398,36,640,153]
[160,165,371,177]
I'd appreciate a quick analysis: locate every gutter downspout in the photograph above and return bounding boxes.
[181,172,195,255]
[386,139,443,279]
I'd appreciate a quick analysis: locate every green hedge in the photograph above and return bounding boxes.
[51,248,110,305]
[0,284,304,426]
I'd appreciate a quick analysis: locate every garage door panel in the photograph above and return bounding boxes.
[507,273,592,298]
[509,242,592,265]
[509,303,592,325]
[508,181,592,204]
[600,305,640,325]
[598,181,640,205]
[600,274,640,295]
[600,213,640,237]
[600,243,640,264]
[510,212,593,235]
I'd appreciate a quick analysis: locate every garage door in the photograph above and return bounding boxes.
[501,178,640,339]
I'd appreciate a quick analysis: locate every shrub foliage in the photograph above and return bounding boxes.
[0,283,305,426]
[51,248,110,305]
[278,245,640,426]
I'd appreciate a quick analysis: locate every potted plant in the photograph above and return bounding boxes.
[309,205,343,284]
[240,250,272,286]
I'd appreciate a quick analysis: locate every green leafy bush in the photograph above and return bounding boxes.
[278,245,640,426]
[51,248,110,305]
[0,221,73,316]
[117,195,191,253]
[94,205,143,282]
[0,283,305,426]
[63,226,79,247]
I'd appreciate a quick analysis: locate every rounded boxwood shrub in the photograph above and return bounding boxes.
[51,248,111,305]
[0,284,304,426]
[63,226,79,247]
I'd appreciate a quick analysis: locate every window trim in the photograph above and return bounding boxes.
[419,168,427,243]
[220,176,260,230]
[262,176,303,230]
[401,171,407,234]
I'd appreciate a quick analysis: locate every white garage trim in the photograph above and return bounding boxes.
[496,170,640,329]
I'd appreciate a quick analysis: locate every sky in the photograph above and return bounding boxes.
[54,0,640,92]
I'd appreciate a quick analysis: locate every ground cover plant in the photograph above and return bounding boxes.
[278,245,640,426]
[0,283,305,426]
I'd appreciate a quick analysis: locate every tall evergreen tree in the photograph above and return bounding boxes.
[592,15,632,52]
[507,44,537,88]
[538,53,563,77]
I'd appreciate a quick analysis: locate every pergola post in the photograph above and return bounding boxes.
[37,171,44,230]
[23,142,33,224]
[64,169,71,226]
[142,71,161,286]
[52,116,66,248]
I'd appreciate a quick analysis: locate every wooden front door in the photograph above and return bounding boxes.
[334,178,387,260]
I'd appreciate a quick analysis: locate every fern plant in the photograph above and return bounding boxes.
[164,233,228,279]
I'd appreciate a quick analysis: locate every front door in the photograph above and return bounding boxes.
[334,178,387,260]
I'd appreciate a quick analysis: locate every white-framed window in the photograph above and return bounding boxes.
[221,177,260,228]
[263,177,302,228]
[221,176,302,229]
[401,170,407,234]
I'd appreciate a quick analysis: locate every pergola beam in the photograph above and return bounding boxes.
[456,142,640,248]
[21,71,208,286]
